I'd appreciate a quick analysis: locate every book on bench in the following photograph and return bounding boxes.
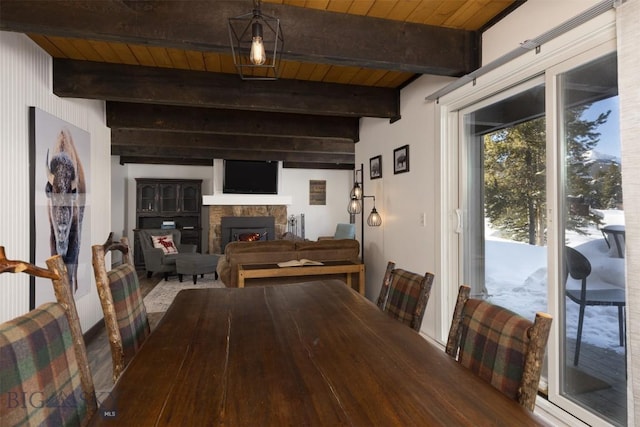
[277,259,324,268]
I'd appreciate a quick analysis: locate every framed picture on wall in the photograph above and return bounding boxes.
[29,107,91,309]
[393,145,409,174]
[370,155,382,179]
[309,180,326,205]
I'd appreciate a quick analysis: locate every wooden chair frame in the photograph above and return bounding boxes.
[445,285,552,411]
[0,246,97,425]
[92,232,149,382]
[376,261,435,331]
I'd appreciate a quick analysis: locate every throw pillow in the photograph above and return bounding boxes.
[151,235,178,254]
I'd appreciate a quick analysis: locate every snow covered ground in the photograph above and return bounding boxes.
[485,209,626,353]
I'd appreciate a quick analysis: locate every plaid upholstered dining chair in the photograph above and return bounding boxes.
[0,247,97,426]
[445,285,552,411]
[92,233,150,382]
[376,261,435,331]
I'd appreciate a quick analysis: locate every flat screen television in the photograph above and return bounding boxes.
[223,160,278,194]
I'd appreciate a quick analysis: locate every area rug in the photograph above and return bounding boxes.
[565,366,611,394]
[143,276,224,313]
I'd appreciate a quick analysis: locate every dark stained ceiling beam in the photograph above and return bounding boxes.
[107,103,360,141]
[111,130,354,154]
[113,146,354,164]
[54,59,399,119]
[119,156,213,166]
[0,0,478,76]
[283,162,354,170]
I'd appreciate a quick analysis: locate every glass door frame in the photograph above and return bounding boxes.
[458,75,546,303]
[545,41,620,425]
[435,14,618,424]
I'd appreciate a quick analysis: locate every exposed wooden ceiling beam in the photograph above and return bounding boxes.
[113,145,354,164]
[54,59,400,118]
[107,103,360,141]
[283,162,355,170]
[0,0,478,76]
[119,156,213,166]
[111,130,354,154]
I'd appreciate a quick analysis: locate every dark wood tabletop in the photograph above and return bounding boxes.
[90,280,549,426]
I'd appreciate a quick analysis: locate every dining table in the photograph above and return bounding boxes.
[90,280,550,426]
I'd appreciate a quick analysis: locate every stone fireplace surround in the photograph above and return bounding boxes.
[208,205,287,254]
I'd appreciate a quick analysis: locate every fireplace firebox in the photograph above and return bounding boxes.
[220,216,276,252]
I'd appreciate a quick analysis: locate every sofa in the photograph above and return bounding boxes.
[217,239,360,287]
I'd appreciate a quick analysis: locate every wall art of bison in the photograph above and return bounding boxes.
[45,128,86,293]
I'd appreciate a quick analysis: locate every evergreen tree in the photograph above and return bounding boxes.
[599,162,623,209]
[564,105,610,234]
[483,105,610,245]
[484,118,546,245]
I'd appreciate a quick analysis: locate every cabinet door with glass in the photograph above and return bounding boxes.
[137,182,158,212]
[159,183,178,213]
[180,182,201,213]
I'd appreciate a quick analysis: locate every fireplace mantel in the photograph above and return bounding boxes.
[202,194,292,206]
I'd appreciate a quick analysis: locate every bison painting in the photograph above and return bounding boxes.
[393,145,410,174]
[45,128,85,293]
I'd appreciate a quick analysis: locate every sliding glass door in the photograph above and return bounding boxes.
[557,52,625,425]
[459,51,625,425]
[461,76,547,319]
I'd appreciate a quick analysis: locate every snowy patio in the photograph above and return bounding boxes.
[485,209,626,425]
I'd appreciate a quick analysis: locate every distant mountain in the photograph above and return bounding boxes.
[584,149,620,164]
[584,150,620,184]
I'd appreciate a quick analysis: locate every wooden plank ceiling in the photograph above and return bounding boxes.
[0,0,523,168]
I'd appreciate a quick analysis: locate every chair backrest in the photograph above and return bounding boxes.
[334,223,356,239]
[0,247,97,426]
[445,285,552,411]
[137,228,183,252]
[376,261,435,331]
[564,245,591,283]
[92,233,150,382]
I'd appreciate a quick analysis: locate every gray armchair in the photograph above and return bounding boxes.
[318,223,356,240]
[137,229,196,280]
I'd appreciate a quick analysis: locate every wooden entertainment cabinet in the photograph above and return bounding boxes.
[134,178,202,267]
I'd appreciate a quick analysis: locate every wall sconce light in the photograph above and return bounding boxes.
[366,197,382,226]
[347,163,382,262]
[228,0,284,80]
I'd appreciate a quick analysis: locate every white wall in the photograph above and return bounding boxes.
[358,74,455,338]
[482,0,602,63]
[0,32,111,330]
[280,167,352,240]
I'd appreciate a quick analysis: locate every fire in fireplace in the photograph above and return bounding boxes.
[235,231,267,242]
[220,216,276,252]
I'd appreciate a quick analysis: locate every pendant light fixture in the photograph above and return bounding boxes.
[228,0,284,80]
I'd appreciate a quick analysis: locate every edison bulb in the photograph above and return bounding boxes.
[250,22,266,65]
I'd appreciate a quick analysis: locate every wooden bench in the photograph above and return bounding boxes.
[237,260,365,294]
